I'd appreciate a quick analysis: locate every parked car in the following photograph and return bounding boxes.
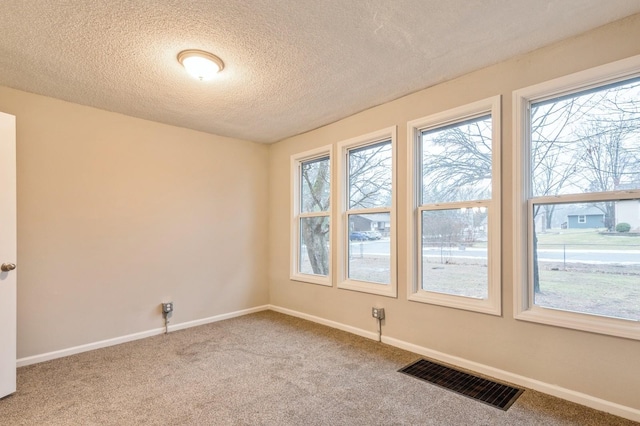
[362,230,381,240]
[349,231,368,241]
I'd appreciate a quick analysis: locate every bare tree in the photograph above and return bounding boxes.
[577,108,640,229]
[529,98,588,292]
[300,159,330,275]
[422,209,466,263]
[348,142,392,209]
[300,141,392,275]
[530,98,586,230]
[422,117,492,204]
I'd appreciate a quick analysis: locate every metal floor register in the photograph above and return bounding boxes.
[399,359,523,410]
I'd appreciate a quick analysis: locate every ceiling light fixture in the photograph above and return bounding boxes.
[177,49,224,81]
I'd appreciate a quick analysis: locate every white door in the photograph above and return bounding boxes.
[0,112,17,398]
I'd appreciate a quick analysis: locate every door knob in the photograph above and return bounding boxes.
[1,263,16,272]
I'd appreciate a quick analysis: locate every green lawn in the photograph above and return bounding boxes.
[420,256,638,320]
[536,269,639,320]
[536,228,640,250]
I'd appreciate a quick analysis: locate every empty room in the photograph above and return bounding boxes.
[1,1,639,425]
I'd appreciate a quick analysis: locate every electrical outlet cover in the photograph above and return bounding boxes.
[372,307,385,320]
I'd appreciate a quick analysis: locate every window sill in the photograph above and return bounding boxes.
[290,273,332,287]
[409,290,501,316]
[338,279,397,298]
[515,305,639,341]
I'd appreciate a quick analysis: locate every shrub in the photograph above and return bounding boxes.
[615,222,631,233]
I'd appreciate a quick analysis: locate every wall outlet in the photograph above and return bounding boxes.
[162,302,173,315]
[372,307,385,320]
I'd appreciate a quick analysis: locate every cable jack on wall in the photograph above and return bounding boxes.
[162,302,174,334]
[371,307,385,342]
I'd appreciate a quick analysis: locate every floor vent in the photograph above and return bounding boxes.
[399,359,523,410]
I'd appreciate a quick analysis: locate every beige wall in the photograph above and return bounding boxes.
[268,14,640,409]
[0,86,269,358]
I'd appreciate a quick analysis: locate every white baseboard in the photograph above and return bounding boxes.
[382,336,640,423]
[16,305,270,368]
[270,304,640,423]
[268,305,379,341]
[168,305,270,332]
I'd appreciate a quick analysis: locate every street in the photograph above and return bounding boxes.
[349,239,640,265]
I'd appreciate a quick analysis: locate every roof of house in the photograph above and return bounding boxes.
[354,213,391,223]
[567,207,605,217]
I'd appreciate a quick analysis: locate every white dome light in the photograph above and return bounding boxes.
[177,50,224,81]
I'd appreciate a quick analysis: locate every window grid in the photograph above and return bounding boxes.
[407,96,501,315]
[337,127,397,298]
[513,54,640,340]
[290,146,332,286]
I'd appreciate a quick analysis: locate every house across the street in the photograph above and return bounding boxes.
[350,213,391,235]
[566,208,604,229]
[616,199,640,231]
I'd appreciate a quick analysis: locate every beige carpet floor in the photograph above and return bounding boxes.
[0,310,636,425]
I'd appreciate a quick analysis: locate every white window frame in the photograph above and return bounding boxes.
[577,215,587,224]
[291,145,333,286]
[513,54,640,340]
[337,127,397,297]
[407,96,502,315]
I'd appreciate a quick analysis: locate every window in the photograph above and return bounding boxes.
[337,127,396,297]
[513,55,640,340]
[291,146,332,286]
[407,97,501,315]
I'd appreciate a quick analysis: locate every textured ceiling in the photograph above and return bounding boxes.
[1,1,640,143]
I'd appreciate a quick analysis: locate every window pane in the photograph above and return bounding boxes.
[531,78,640,198]
[299,217,329,276]
[301,156,330,213]
[421,209,488,298]
[348,213,390,284]
[421,115,492,204]
[348,140,392,209]
[532,200,640,321]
